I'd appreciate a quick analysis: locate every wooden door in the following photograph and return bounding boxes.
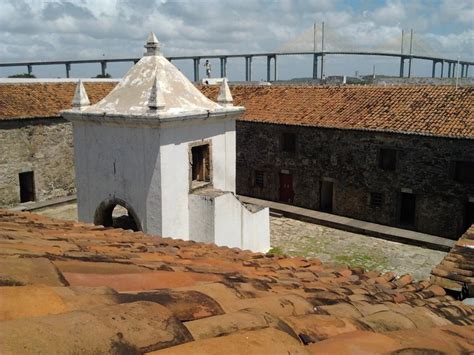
[279,173,294,203]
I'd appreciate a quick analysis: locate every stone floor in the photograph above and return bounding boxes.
[34,203,78,222]
[271,216,446,280]
[32,202,445,280]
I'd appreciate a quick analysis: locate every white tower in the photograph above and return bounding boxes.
[62,33,269,252]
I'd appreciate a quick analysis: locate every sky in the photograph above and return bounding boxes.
[0,0,473,80]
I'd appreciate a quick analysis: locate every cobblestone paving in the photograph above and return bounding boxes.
[33,202,445,280]
[271,216,446,280]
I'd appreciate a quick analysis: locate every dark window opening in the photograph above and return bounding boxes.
[282,133,296,153]
[19,171,35,202]
[370,192,383,207]
[320,181,334,213]
[192,144,210,183]
[454,161,474,183]
[379,148,397,171]
[255,170,264,187]
[399,192,416,226]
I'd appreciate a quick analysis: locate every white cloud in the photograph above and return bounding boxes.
[0,0,471,79]
[440,0,474,25]
[372,0,406,25]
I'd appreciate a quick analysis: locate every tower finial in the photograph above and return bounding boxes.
[72,80,90,109]
[148,75,166,111]
[144,32,161,56]
[217,78,233,107]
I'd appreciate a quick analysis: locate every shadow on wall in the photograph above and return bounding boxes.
[94,197,141,231]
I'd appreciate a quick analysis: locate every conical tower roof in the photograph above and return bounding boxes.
[73,33,242,120]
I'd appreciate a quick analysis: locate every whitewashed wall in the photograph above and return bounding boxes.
[242,205,271,252]
[191,191,270,252]
[188,194,215,244]
[214,193,242,248]
[73,116,235,240]
[72,121,161,232]
[159,118,235,240]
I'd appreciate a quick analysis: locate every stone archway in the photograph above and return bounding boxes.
[94,197,142,231]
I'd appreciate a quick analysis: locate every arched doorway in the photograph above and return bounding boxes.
[94,198,142,231]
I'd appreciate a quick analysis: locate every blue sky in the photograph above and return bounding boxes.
[0,0,472,80]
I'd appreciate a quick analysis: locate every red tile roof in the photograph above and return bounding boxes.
[200,85,474,139]
[0,82,116,120]
[0,82,473,139]
[0,209,472,354]
[432,225,474,294]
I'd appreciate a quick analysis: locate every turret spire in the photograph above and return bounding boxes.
[72,80,90,109]
[144,32,161,56]
[217,78,233,107]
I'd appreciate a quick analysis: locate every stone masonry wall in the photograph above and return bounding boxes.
[236,121,474,239]
[0,118,75,207]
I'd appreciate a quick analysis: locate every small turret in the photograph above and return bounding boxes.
[144,32,161,56]
[72,80,90,109]
[217,78,233,107]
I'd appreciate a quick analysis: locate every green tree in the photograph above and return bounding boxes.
[8,73,36,78]
[94,73,112,78]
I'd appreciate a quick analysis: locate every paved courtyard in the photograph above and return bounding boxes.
[33,202,445,280]
[271,216,445,280]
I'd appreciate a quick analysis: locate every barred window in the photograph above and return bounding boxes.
[254,171,264,187]
[370,192,383,207]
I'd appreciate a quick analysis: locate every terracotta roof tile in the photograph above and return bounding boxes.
[0,209,472,353]
[1,83,472,139]
[431,225,474,293]
[201,84,474,139]
[0,82,116,120]
[2,301,192,354]
[306,325,474,354]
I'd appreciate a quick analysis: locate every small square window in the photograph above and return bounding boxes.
[191,144,210,187]
[379,148,396,171]
[254,171,264,187]
[282,133,296,152]
[370,192,383,207]
[454,161,474,183]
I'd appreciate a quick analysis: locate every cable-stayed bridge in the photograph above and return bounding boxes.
[1,24,472,81]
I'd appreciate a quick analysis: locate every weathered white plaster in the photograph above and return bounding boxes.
[217,78,233,107]
[72,80,90,108]
[62,33,269,252]
[191,191,270,252]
